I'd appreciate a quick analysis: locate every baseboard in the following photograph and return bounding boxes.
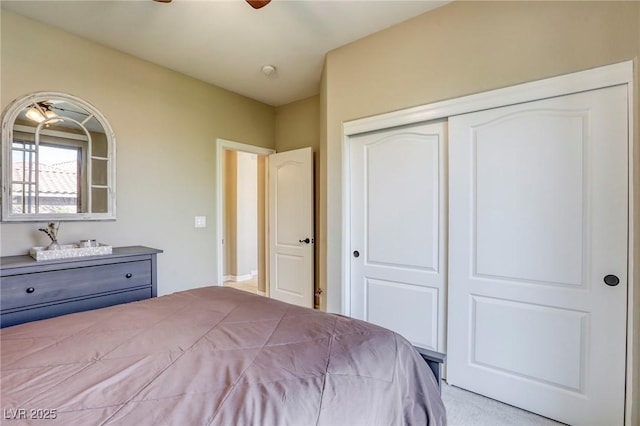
[257,290,267,296]
[227,274,252,282]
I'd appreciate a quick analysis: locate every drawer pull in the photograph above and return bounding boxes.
[125,273,133,279]
[26,287,35,294]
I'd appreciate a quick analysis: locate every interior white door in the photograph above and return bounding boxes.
[268,147,314,308]
[447,85,628,425]
[349,121,447,351]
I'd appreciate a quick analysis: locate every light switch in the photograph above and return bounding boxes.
[195,216,207,228]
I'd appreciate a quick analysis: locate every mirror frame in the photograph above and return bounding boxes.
[1,92,116,221]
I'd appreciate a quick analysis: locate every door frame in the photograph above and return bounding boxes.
[341,60,635,423]
[215,138,275,289]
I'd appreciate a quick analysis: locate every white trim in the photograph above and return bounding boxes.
[343,61,633,137]
[217,139,274,157]
[226,274,253,282]
[214,138,274,288]
[624,67,636,426]
[341,60,635,421]
[341,122,352,315]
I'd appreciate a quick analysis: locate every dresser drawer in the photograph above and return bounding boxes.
[1,287,152,328]
[1,260,151,311]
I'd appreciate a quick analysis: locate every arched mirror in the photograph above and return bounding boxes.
[1,92,116,221]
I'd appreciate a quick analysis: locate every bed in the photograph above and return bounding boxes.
[1,286,446,425]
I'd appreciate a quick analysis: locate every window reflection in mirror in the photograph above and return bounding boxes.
[1,93,115,221]
[12,142,81,214]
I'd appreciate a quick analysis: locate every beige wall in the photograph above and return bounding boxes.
[322,1,639,422]
[275,95,321,306]
[275,95,320,153]
[0,10,275,295]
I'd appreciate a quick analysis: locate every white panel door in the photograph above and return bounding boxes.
[447,86,628,425]
[350,121,446,351]
[268,147,314,308]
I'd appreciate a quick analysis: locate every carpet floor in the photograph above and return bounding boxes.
[442,382,565,426]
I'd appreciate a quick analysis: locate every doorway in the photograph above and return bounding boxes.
[222,150,261,294]
[215,139,274,295]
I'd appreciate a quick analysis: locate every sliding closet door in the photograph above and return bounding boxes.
[447,86,628,425]
[350,121,446,352]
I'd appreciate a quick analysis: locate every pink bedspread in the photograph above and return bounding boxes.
[1,287,445,425]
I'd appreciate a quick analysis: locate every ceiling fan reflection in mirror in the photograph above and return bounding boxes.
[152,0,271,9]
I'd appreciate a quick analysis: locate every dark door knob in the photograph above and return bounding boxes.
[353,250,360,258]
[125,273,133,279]
[26,287,35,294]
[299,238,310,244]
[604,275,620,286]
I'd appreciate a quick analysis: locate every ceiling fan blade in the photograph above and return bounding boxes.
[153,0,269,8]
[246,0,271,9]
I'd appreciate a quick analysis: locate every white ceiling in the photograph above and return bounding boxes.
[1,0,448,106]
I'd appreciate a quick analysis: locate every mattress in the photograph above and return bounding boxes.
[1,286,446,425]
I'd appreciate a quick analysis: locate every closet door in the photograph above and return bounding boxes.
[350,121,446,351]
[447,86,628,425]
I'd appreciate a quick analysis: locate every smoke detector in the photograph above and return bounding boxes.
[261,65,277,78]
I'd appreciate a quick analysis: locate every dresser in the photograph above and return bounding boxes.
[0,246,162,328]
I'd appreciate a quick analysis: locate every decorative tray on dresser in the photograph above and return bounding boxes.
[0,246,162,328]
